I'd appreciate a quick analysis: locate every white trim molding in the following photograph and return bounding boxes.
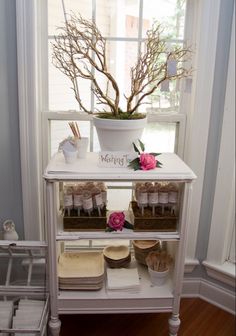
[203,261,235,287]
[183,0,223,261]
[203,7,235,286]
[16,0,46,240]
[182,277,236,315]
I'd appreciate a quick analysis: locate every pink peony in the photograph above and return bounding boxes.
[108,212,125,231]
[139,153,156,170]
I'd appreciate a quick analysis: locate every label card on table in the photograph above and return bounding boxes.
[98,151,137,168]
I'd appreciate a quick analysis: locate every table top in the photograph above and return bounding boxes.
[43,152,196,181]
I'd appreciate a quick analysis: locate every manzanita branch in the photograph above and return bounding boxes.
[52,13,191,117]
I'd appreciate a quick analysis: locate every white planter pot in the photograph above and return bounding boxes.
[62,148,77,164]
[148,267,169,286]
[75,137,89,159]
[93,116,147,151]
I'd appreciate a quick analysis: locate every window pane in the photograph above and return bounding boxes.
[93,126,100,152]
[48,42,91,111]
[145,80,181,114]
[94,41,139,112]
[142,0,186,39]
[50,120,90,156]
[96,0,140,38]
[142,122,176,152]
[48,0,92,36]
[92,122,177,153]
[138,40,183,114]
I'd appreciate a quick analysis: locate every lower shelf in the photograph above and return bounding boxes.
[57,263,174,314]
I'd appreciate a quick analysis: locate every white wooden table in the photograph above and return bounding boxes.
[43,152,196,336]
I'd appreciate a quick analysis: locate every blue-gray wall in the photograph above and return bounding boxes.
[0,0,24,239]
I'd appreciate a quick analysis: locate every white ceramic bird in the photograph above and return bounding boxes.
[2,220,19,241]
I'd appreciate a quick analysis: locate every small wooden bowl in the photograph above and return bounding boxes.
[103,245,131,268]
[103,245,129,261]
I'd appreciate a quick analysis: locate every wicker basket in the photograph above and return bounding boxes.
[63,208,107,231]
[132,240,160,265]
[130,201,178,231]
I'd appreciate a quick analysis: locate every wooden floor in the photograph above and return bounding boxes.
[59,298,235,336]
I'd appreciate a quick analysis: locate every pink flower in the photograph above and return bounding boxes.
[108,212,125,231]
[139,153,156,170]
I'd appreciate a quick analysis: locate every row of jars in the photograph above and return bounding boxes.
[63,182,107,217]
[135,182,179,208]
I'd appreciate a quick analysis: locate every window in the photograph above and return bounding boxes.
[46,0,189,158]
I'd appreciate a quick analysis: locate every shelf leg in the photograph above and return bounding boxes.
[168,313,180,336]
[46,181,61,336]
[48,316,61,336]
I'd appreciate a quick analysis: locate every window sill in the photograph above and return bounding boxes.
[203,260,236,287]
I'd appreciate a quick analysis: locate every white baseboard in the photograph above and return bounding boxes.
[184,258,200,273]
[182,277,235,315]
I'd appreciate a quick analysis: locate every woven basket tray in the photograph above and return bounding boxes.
[63,208,107,231]
[130,201,178,231]
[132,240,160,265]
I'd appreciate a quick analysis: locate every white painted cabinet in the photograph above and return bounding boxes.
[43,152,196,336]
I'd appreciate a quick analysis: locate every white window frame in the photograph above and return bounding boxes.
[202,8,235,286]
[16,0,233,278]
[228,225,235,264]
[182,0,232,272]
[44,0,189,164]
[16,0,46,240]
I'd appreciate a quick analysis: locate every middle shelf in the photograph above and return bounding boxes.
[54,179,183,236]
[56,230,180,241]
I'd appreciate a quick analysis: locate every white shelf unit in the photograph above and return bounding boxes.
[43,152,196,336]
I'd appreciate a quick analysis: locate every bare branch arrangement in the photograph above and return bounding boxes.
[52,13,191,119]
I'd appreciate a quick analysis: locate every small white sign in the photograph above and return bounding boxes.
[167,59,177,76]
[98,151,137,168]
